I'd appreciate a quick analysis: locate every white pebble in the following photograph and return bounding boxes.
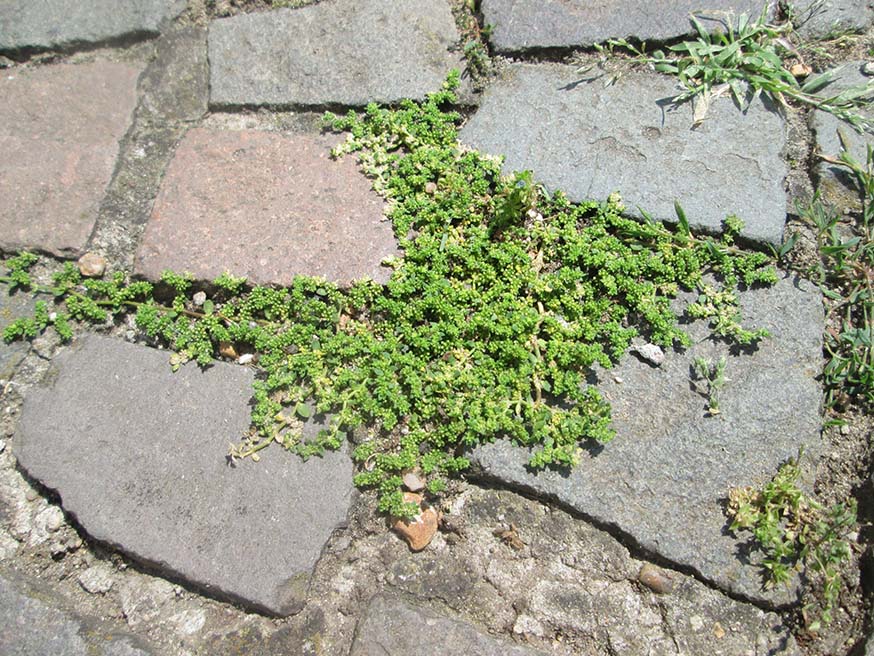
[238,353,254,365]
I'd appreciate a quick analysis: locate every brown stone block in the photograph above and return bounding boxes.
[0,61,141,256]
[136,128,397,286]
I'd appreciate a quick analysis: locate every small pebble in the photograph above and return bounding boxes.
[840,424,851,435]
[638,563,674,594]
[49,541,68,558]
[392,492,439,551]
[424,182,438,195]
[43,506,64,532]
[613,376,623,384]
[789,62,812,78]
[192,291,207,306]
[78,564,115,594]
[25,489,39,502]
[631,343,665,367]
[77,253,106,278]
[402,470,426,492]
[863,62,874,76]
[713,621,726,639]
[237,353,254,365]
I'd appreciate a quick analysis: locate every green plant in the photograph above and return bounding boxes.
[692,356,727,415]
[727,454,856,632]
[604,7,874,131]
[799,134,874,408]
[1,73,777,518]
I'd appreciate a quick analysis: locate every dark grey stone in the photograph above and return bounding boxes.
[0,568,153,655]
[481,0,772,53]
[795,0,873,39]
[0,292,33,383]
[14,336,354,616]
[460,64,788,245]
[469,274,824,607]
[0,0,185,52]
[137,26,209,124]
[350,595,548,656]
[811,61,874,212]
[208,0,463,108]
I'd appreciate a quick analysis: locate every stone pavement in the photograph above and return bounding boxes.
[0,0,873,654]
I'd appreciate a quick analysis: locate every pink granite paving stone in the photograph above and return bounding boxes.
[135,128,397,286]
[0,61,141,257]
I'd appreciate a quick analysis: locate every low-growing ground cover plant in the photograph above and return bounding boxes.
[728,453,857,633]
[0,73,776,520]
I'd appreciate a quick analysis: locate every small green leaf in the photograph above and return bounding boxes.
[295,402,312,419]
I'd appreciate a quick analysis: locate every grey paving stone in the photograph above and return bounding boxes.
[481,0,772,53]
[14,336,354,616]
[795,0,873,39]
[0,61,141,257]
[470,274,823,607]
[135,128,397,286]
[460,64,788,245]
[208,0,462,108]
[0,291,34,383]
[0,568,153,655]
[0,0,184,52]
[350,595,548,656]
[811,61,874,211]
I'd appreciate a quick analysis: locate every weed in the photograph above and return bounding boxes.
[727,453,856,632]
[692,356,727,415]
[602,6,874,131]
[0,74,776,518]
[799,135,874,408]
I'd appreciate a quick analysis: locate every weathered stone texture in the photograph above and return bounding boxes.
[482,0,772,53]
[0,0,184,51]
[471,275,823,606]
[796,0,873,39]
[0,61,141,257]
[460,63,788,245]
[14,336,355,615]
[0,569,153,655]
[350,595,548,656]
[208,0,462,107]
[135,128,396,286]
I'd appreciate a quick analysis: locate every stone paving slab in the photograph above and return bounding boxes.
[208,0,463,108]
[481,0,771,53]
[811,62,874,211]
[350,595,548,656]
[135,128,396,286]
[460,63,788,245]
[0,61,141,257]
[0,568,153,655]
[14,335,355,616]
[470,275,823,607]
[0,0,184,52]
[796,0,874,39]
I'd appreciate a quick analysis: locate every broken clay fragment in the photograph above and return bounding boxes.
[77,252,107,278]
[391,492,439,551]
[638,563,674,594]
